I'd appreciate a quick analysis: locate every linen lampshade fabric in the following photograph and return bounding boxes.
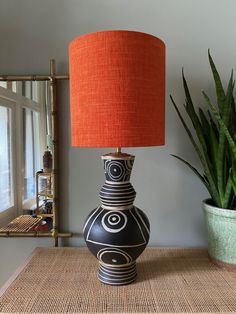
[69,30,165,148]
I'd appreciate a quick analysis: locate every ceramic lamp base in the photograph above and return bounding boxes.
[83,153,150,286]
[98,261,137,285]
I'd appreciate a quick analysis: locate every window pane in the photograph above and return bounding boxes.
[23,108,41,202]
[0,81,16,93]
[0,106,13,211]
[22,81,39,102]
[12,82,17,93]
[23,81,31,100]
[0,82,7,89]
[32,81,39,102]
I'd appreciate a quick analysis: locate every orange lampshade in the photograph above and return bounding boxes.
[69,30,165,148]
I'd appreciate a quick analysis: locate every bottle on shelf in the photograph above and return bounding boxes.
[43,146,52,173]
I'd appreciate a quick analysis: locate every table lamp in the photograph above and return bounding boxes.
[69,30,165,285]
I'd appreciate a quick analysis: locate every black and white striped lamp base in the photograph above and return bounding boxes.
[83,153,150,286]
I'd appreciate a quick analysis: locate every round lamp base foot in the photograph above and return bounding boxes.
[98,262,137,285]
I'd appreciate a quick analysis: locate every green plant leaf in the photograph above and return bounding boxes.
[230,169,236,195]
[171,154,209,188]
[170,54,235,209]
[232,162,236,182]
[170,94,221,206]
[208,50,226,114]
[207,110,219,138]
[223,174,233,209]
[182,74,218,188]
[199,108,210,143]
[203,91,236,162]
[199,108,218,182]
[229,96,236,140]
[182,73,219,190]
[209,126,219,181]
[203,71,234,207]
[182,72,208,154]
[170,95,206,166]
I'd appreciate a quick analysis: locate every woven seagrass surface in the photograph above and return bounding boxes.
[0,215,42,232]
[1,248,236,313]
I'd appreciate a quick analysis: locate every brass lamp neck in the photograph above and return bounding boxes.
[102,148,134,159]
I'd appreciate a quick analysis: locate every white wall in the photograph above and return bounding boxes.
[1,0,236,287]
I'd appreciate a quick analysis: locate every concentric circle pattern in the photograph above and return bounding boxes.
[104,159,134,182]
[97,248,132,264]
[101,211,127,233]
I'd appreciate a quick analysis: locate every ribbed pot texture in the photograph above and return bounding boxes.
[203,198,236,270]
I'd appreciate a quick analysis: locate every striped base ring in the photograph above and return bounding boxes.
[98,261,137,285]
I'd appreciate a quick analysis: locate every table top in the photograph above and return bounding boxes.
[0,247,236,313]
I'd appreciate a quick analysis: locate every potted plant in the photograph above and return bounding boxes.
[170,51,236,270]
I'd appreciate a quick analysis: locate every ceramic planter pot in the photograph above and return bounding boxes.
[202,198,236,271]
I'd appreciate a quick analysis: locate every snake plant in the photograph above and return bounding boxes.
[204,81,236,199]
[170,51,236,209]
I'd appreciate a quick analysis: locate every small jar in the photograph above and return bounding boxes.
[43,148,52,173]
[43,199,53,214]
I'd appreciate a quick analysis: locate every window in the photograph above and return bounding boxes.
[0,82,48,225]
[23,108,41,206]
[0,105,13,212]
